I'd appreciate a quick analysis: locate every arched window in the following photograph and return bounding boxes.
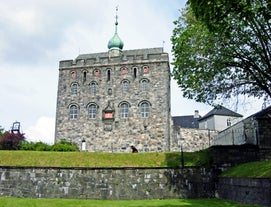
[122,80,129,92]
[70,105,78,119]
[141,79,149,91]
[83,71,87,82]
[88,104,97,119]
[90,82,98,95]
[143,66,149,73]
[133,67,137,79]
[121,68,127,75]
[120,103,129,118]
[107,69,111,81]
[71,83,78,95]
[140,101,150,118]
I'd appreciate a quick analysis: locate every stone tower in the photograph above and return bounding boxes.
[55,14,171,152]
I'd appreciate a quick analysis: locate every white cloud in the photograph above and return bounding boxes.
[24,117,55,144]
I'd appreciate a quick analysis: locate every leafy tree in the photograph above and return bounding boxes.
[0,132,25,150]
[0,126,8,139]
[171,0,271,105]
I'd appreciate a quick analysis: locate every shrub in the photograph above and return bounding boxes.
[51,141,79,152]
[0,132,25,150]
[21,142,52,151]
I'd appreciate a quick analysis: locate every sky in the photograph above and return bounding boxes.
[0,0,264,144]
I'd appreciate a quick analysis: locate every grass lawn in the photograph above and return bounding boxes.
[221,161,271,178]
[0,198,261,207]
[0,150,209,167]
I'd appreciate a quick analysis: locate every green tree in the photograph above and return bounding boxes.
[171,0,271,105]
[0,126,8,139]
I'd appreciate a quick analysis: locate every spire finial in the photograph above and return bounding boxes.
[115,5,119,25]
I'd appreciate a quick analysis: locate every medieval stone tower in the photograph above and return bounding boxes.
[55,14,171,152]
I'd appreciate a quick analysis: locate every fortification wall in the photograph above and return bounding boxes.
[217,177,271,206]
[0,166,215,199]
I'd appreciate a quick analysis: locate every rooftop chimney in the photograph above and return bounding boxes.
[194,110,199,118]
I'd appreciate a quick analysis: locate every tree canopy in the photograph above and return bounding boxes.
[171,0,271,105]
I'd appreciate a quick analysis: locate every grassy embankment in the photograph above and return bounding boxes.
[0,150,209,167]
[0,197,261,207]
[221,160,271,178]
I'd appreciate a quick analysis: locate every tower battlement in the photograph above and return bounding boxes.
[59,47,168,68]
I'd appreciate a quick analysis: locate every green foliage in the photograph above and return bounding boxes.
[0,125,8,139]
[21,142,51,151]
[221,161,271,178]
[51,141,79,152]
[0,132,25,150]
[172,0,271,105]
[21,141,79,152]
[0,198,261,207]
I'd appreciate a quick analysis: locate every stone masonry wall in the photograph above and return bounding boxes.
[55,48,171,152]
[217,177,271,206]
[171,126,217,152]
[0,167,215,199]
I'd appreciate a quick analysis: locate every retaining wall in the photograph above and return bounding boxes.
[0,166,215,199]
[217,177,271,206]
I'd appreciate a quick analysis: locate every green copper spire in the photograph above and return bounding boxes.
[108,6,124,50]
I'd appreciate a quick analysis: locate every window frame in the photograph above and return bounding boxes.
[122,80,129,92]
[140,101,150,118]
[71,83,78,95]
[120,102,129,119]
[88,104,97,119]
[90,82,98,95]
[141,79,149,91]
[70,105,78,120]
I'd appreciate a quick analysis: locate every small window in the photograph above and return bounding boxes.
[227,118,231,127]
[71,83,78,95]
[108,88,112,95]
[104,112,113,119]
[88,104,97,119]
[133,67,137,79]
[107,69,111,81]
[90,82,98,95]
[70,105,78,119]
[143,66,149,73]
[141,79,148,91]
[122,80,129,92]
[120,103,129,119]
[94,70,100,76]
[83,71,87,82]
[140,102,150,118]
[122,68,127,75]
[71,71,76,78]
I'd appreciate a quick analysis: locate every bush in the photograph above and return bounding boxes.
[0,132,25,150]
[51,141,79,152]
[21,141,79,152]
[21,142,52,151]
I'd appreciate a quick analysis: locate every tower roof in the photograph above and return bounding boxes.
[107,7,124,51]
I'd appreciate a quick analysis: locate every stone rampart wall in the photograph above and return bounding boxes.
[217,177,271,206]
[0,166,215,200]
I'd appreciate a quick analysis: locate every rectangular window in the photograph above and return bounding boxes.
[104,112,113,119]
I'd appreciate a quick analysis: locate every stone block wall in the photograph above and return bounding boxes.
[0,166,215,199]
[171,126,217,152]
[55,48,171,152]
[217,177,271,206]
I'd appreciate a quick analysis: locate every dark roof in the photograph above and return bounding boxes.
[247,105,271,119]
[198,105,243,121]
[172,115,201,129]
